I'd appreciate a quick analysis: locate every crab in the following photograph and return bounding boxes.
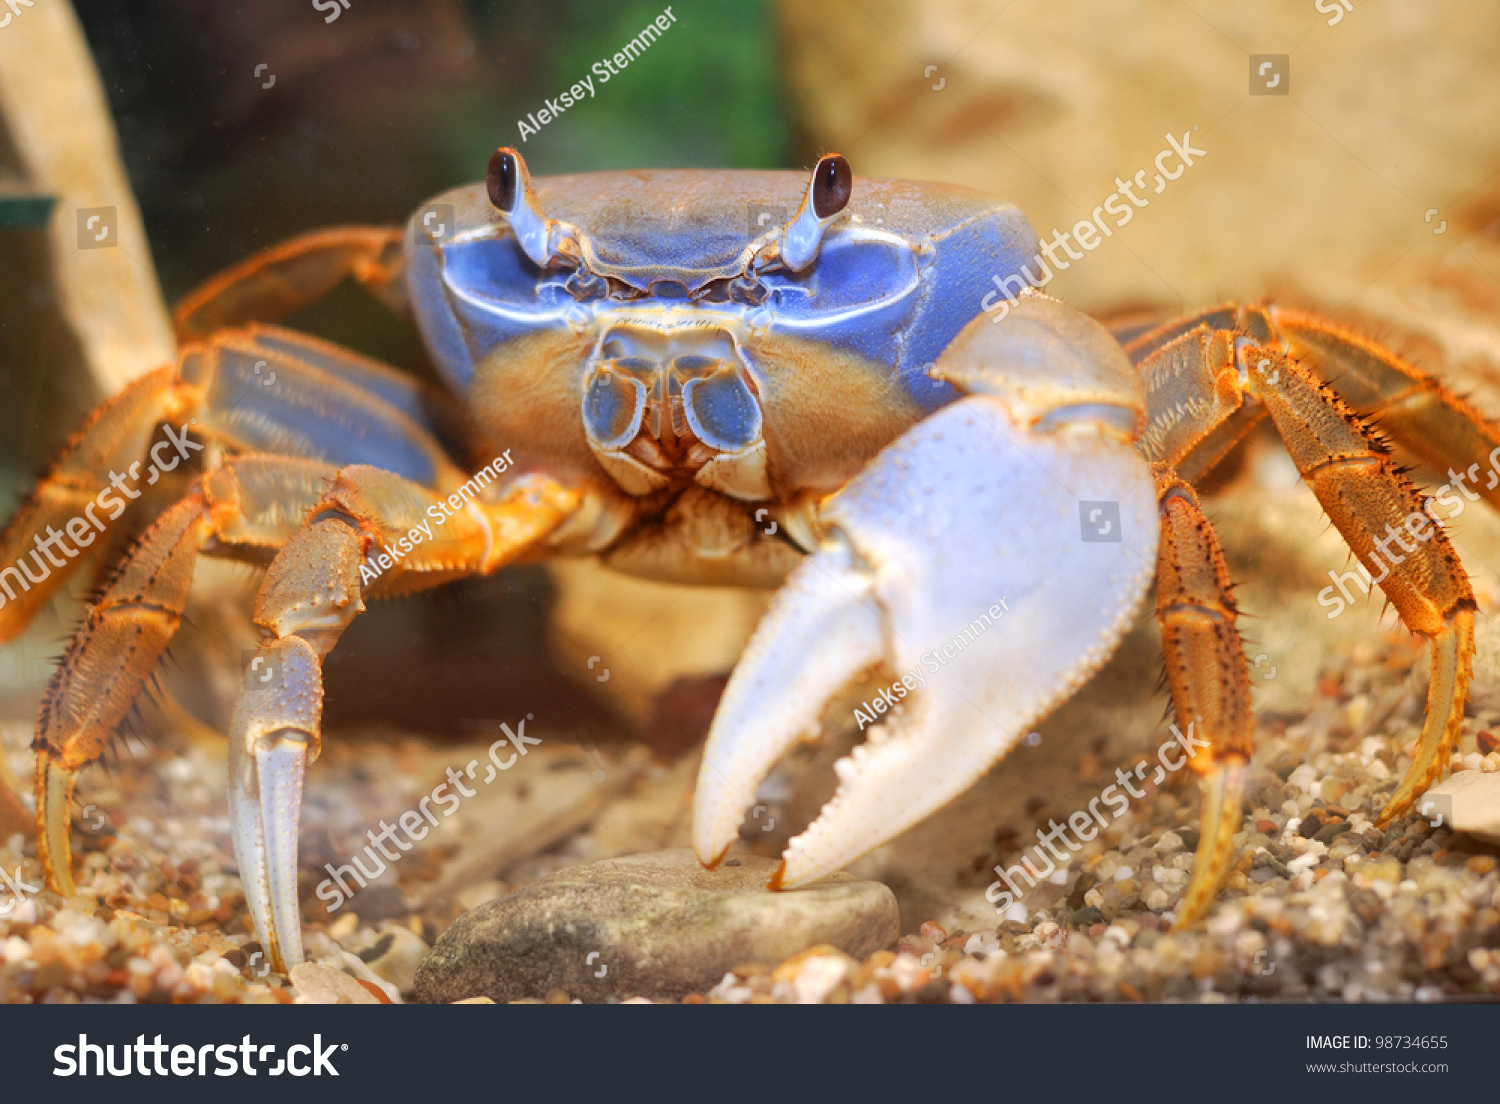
[0,147,1490,975]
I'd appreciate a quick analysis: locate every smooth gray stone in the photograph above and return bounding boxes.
[414,849,898,1002]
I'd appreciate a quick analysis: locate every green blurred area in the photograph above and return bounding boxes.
[458,0,790,172]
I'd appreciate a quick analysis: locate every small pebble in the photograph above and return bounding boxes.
[290,962,380,1005]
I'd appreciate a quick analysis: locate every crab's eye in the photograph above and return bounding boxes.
[769,154,853,272]
[810,154,852,219]
[485,146,581,269]
[487,148,519,213]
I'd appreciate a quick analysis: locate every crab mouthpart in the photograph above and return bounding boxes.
[582,324,769,500]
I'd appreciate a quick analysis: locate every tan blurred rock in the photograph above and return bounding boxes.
[0,0,174,393]
[776,0,1500,312]
[290,961,381,1005]
[1424,770,1500,843]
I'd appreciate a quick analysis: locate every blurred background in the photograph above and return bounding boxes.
[2,0,1500,923]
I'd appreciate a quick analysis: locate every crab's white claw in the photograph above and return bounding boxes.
[691,538,885,868]
[694,384,1158,888]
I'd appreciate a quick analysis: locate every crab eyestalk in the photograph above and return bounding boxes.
[770,153,852,272]
[487,146,579,268]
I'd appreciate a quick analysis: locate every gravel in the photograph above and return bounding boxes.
[2,628,1498,1004]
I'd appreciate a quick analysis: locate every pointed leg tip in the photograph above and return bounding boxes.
[230,722,312,985]
[1171,759,1247,933]
[1169,899,1209,932]
[1375,782,1423,828]
[765,860,787,892]
[699,842,732,872]
[267,943,302,976]
[35,755,79,897]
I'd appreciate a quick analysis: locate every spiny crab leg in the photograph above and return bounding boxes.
[696,302,1161,888]
[1149,468,1254,928]
[231,469,579,972]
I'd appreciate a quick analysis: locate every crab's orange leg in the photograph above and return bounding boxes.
[1137,325,1476,844]
[1268,306,1500,511]
[0,325,475,648]
[1149,465,1254,928]
[1102,307,1180,349]
[231,465,579,971]
[1123,305,1251,363]
[1123,301,1500,501]
[173,226,406,342]
[0,367,186,643]
[1240,342,1476,826]
[1126,306,1271,485]
[34,456,339,895]
[13,327,483,894]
